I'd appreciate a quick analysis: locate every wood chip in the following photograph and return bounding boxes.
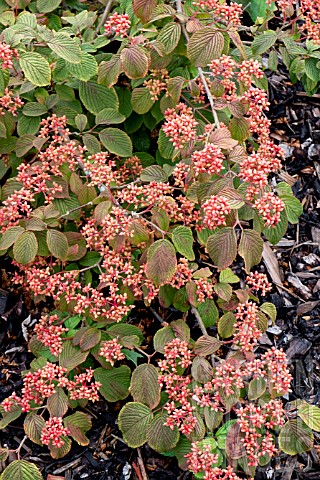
[262,242,283,292]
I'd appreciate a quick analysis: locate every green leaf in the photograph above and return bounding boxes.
[194,335,222,356]
[214,282,232,302]
[106,323,144,342]
[64,411,91,446]
[23,102,48,117]
[140,165,168,183]
[16,134,35,157]
[260,302,277,322]
[305,58,320,82]
[47,387,69,417]
[131,87,155,115]
[13,231,38,265]
[197,299,219,327]
[94,366,131,402]
[153,326,175,353]
[0,226,24,250]
[281,194,303,224]
[187,27,224,67]
[279,419,314,455]
[130,364,161,409]
[37,0,62,13]
[98,55,122,88]
[252,31,277,55]
[95,108,125,125]
[79,327,101,351]
[118,402,153,448]
[158,128,175,160]
[47,230,68,260]
[192,356,212,383]
[218,312,236,338]
[0,404,22,429]
[47,33,81,64]
[24,414,46,446]
[146,239,177,286]
[50,436,71,459]
[238,229,264,272]
[79,81,118,114]
[298,404,320,432]
[229,117,250,142]
[146,412,180,453]
[120,46,150,80]
[20,52,51,87]
[1,460,43,480]
[158,22,181,54]
[99,128,132,157]
[133,0,157,23]
[219,268,239,284]
[206,228,237,270]
[263,209,288,245]
[59,341,88,371]
[248,378,266,400]
[67,52,98,81]
[172,226,195,261]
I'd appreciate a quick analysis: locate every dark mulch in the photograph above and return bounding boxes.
[1,69,320,479]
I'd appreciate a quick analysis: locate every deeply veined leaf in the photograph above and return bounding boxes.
[47,230,68,260]
[187,27,224,67]
[146,239,177,286]
[16,134,35,157]
[192,356,213,383]
[0,226,24,250]
[197,299,219,328]
[99,128,132,157]
[281,194,303,224]
[47,33,82,64]
[229,116,250,142]
[47,387,69,417]
[153,326,175,353]
[194,335,221,356]
[238,229,264,272]
[24,414,46,446]
[218,312,236,338]
[172,226,195,261]
[130,364,161,409]
[20,52,51,86]
[146,412,180,453]
[279,419,314,455]
[140,165,168,183]
[1,460,43,480]
[251,31,277,55]
[95,108,125,125]
[120,46,150,79]
[206,228,238,270]
[23,102,48,117]
[67,52,98,81]
[64,412,91,446]
[98,55,122,88]
[37,0,62,13]
[79,327,101,351]
[59,341,88,371]
[260,302,277,323]
[50,437,71,459]
[219,268,240,284]
[133,0,157,23]
[94,366,131,402]
[118,402,153,448]
[298,404,320,432]
[131,87,154,114]
[158,22,181,54]
[79,81,119,114]
[248,378,266,400]
[13,231,38,265]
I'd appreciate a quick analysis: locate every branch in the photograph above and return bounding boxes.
[96,0,114,34]
[175,0,220,129]
[191,306,207,336]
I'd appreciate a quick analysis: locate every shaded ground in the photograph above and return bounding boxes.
[1,69,320,479]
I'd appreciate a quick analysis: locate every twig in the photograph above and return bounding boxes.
[60,201,93,218]
[273,281,306,303]
[150,307,165,324]
[137,448,149,480]
[96,0,114,33]
[191,306,207,335]
[175,0,220,128]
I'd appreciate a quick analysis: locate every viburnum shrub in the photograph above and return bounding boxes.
[0,0,319,479]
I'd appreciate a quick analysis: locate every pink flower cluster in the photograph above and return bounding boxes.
[163,103,198,150]
[254,191,285,227]
[192,143,224,176]
[41,417,70,448]
[99,338,125,365]
[158,338,196,435]
[234,301,262,352]
[194,0,243,26]
[0,42,19,69]
[0,88,23,116]
[185,442,219,479]
[1,362,101,413]
[39,114,70,141]
[200,195,231,230]
[246,271,272,296]
[104,12,131,37]
[144,69,169,101]
[236,399,285,466]
[34,314,68,357]
[209,56,263,94]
